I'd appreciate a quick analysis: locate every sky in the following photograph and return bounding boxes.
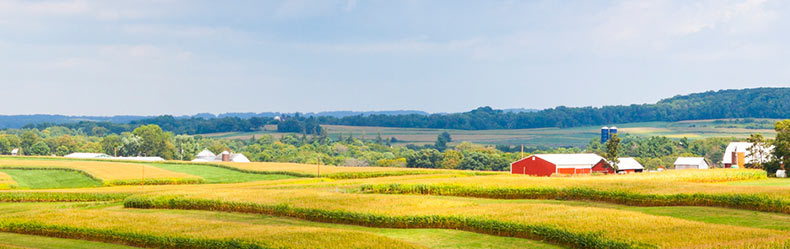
[0,0,789,116]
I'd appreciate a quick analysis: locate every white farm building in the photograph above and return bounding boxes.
[674,157,709,170]
[615,157,644,173]
[722,142,773,168]
[192,149,250,163]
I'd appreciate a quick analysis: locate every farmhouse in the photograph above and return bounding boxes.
[192,149,250,163]
[511,153,611,176]
[616,157,644,173]
[674,157,709,169]
[722,142,773,168]
[10,148,19,156]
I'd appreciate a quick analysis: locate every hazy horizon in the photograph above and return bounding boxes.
[1,0,789,116]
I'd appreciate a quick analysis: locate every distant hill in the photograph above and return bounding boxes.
[5,87,789,132]
[317,87,790,129]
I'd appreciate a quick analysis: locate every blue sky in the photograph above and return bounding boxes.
[0,0,788,115]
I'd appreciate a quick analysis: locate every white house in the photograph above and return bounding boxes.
[722,142,773,168]
[615,157,644,173]
[191,149,250,163]
[10,148,19,156]
[674,157,709,170]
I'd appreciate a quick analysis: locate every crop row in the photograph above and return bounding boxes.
[360,184,790,214]
[0,192,129,202]
[123,195,652,249]
[0,221,270,249]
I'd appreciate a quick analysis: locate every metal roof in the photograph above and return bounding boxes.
[674,157,707,165]
[531,153,606,168]
[616,157,644,170]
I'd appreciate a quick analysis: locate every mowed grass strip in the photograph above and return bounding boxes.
[0,232,139,249]
[146,163,296,184]
[215,161,499,179]
[0,169,101,189]
[0,158,204,186]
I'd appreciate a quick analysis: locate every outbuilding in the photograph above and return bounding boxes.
[511,153,612,177]
[722,142,773,168]
[615,157,644,173]
[674,157,709,169]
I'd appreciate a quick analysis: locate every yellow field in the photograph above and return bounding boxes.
[0,172,15,190]
[0,157,788,248]
[0,203,421,249]
[217,161,481,176]
[0,158,199,182]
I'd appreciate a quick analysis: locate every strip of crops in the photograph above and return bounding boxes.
[0,192,129,202]
[360,184,790,214]
[104,178,205,186]
[123,195,653,249]
[0,221,271,249]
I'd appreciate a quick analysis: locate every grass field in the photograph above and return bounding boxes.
[0,172,16,190]
[146,163,296,184]
[201,119,779,146]
[0,232,138,249]
[0,169,102,189]
[0,157,788,248]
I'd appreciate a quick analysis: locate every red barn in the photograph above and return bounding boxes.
[510,153,612,177]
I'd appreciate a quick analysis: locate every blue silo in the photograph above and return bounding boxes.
[601,126,609,143]
[609,126,618,139]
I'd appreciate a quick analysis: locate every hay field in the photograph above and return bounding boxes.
[0,171,15,190]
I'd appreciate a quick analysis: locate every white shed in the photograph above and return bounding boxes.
[616,157,644,173]
[10,148,19,156]
[65,152,110,159]
[674,157,709,170]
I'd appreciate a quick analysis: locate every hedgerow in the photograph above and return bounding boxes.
[0,221,270,249]
[360,184,790,214]
[104,178,205,186]
[0,192,129,202]
[123,195,652,249]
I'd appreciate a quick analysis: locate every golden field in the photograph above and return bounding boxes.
[0,157,789,248]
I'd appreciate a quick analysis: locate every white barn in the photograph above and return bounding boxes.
[616,157,644,173]
[722,142,773,168]
[674,157,709,170]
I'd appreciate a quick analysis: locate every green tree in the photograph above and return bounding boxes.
[174,135,201,161]
[746,133,769,169]
[29,141,50,156]
[435,131,452,151]
[604,134,621,171]
[55,145,70,156]
[440,150,464,169]
[773,120,790,170]
[20,130,40,154]
[132,124,176,159]
[101,134,124,156]
[0,135,11,154]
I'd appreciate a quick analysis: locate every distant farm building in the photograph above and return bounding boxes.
[65,152,111,159]
[64,152,164,162]
[511,153,612,176]
[600,126,618,143]
[722,142,773,168]
[616,157,644,173]
[192,149,250,163]
[674,157,709,169]
[10,148,19,156]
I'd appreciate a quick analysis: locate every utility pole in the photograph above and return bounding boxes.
[521,144,524,158]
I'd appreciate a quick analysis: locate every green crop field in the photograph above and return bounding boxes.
[0,157,788,248]
[0,169,102,189]
[201,119,779,146]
